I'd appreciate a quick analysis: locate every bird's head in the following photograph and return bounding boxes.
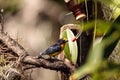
[58,39,68,44]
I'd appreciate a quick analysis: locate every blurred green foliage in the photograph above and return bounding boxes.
[70,16,120,80]
[69,0,120,80]
[0,0,19,14]
[99,0,120,19]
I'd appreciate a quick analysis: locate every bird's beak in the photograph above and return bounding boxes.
[65,40,68,42]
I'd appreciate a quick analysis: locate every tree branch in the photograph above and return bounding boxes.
[0,32,28,57]
[22,56,72,73]
[0,31,73,74]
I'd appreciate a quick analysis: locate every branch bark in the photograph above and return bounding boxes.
[0,31,73,76]
[0,32,28,57]
[22,56,72,73]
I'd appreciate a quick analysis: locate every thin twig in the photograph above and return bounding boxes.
[0,9,4,32]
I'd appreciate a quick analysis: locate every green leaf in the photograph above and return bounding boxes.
[100,0,120,19]
[70,42,104,80]
[62,30,71,60]
[70,31,120,80]
[78,20,111,36]
[73,0,85,4]
[62,29,78,64]
[103,15,120,58]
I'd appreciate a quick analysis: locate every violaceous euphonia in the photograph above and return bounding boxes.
[37,39,68,58]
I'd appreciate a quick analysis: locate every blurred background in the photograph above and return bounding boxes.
[0,0,75,80]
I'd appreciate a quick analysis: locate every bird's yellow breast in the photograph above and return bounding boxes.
[61,43,65,50]
[49,52,61,57]
[49,43,65,57]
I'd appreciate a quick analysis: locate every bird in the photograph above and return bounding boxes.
[37,39,68,59]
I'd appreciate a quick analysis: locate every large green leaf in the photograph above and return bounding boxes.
[62,30,71,60]
[70,42,104,80]
[62,29,78,64]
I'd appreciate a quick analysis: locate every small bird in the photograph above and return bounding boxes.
[37,39,68,58]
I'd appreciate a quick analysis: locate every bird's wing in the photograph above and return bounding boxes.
[41,44,61,55]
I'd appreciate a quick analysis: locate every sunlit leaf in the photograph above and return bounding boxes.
[62,29,78,64]
[66,29,78,64]
[62,30,71,60]
[100,0,120,19]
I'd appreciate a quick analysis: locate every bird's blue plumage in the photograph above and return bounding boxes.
[37,39,68,58]
[41,43,61,55]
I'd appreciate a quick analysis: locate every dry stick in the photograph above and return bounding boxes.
[72,31,82,42]
[0,9,4,32]
[0,32,28,57]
